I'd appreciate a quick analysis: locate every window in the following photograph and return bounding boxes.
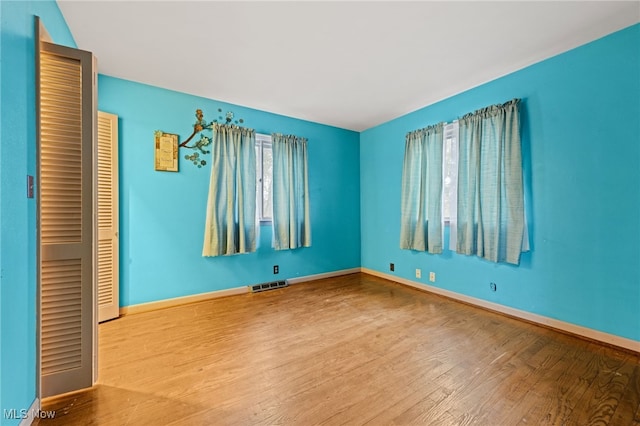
[255,133,273,222]
[442,121,459,223]
[400,100,527,264]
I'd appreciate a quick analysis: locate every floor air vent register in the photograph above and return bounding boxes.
[250,280,289,293]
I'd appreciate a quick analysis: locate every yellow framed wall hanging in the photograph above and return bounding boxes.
[154,131,179,172]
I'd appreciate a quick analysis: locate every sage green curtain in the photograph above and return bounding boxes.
[456,99,527,264]
[271,133,311,250]
[202,124,257,256]
[399,123,444,253]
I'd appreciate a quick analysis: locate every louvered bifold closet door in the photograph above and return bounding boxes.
[97,111,119,322]
[39,40,96,398]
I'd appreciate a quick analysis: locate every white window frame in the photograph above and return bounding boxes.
[442,121,459,224]
[256,133,272,223]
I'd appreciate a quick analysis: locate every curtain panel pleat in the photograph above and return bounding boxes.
[456,98,528,265]
[399,123,444,253]
[202,124,257,256]
[272,133,311,250]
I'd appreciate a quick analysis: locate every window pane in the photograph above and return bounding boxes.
[442,136,454,220]
[255,143,263,220]
[255,134,273,222]
[263,144,273,220]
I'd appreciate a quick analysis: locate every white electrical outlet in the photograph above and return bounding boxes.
[416,269,421,279]
[429,272,436,282]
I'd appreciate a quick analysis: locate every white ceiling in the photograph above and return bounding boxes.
[58,1,640,131]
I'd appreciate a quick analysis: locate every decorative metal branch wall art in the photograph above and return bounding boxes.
[155,108,245,169]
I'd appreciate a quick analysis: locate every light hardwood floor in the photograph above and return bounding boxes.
[39,273,640,425]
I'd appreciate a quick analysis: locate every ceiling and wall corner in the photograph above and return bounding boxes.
[56,1,640,132]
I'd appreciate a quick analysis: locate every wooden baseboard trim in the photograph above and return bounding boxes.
[119,267,361,316]
[362,268,640,354]
[119,286,249,316]
[287,267,361,285]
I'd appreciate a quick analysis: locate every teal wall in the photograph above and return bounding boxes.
[0,1,638,422]
[0,0,3,415]
[98,76,361,307]
[0,1,76,424]
[0,2,3,414]
[360,24,640,342]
